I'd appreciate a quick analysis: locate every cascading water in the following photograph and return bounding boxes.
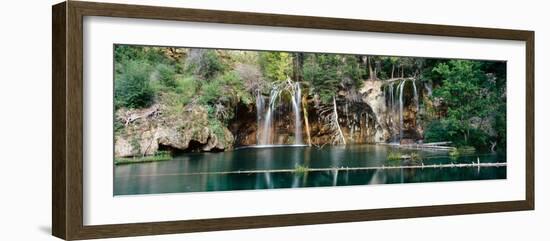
[260,88,280,145]
[255,90,265,142]
[398,79,406,141]
[412,79,419,113]
[397,79,420,142]
[291,83,304,145]
[388,82,397,142]
[257,82,304,146]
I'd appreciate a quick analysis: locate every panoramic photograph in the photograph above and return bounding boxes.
[113,45,507,195]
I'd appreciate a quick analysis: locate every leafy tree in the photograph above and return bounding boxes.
[201,50,226,79]
[426,60,499,150]
[114,45,145,63]
[114,60,155,109]
[382,57,400,79]
[303,54,364,103]
[156,63,177,88]
[303,54,341,103]
[259,52,292,82]
[160,75,198,114]
[199,71,252,122]
[200,72,251,104]
[398,57,415,78]
[424,120,449,142]
[113,45,507,153]
[341,55,365,88]
[115,45,169,65]
[186,49,226,80]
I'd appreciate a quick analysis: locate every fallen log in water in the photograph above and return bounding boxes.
[421,141,453,146]
[378,142,455,151]
[399,144,455,151]
[120,162,507,178]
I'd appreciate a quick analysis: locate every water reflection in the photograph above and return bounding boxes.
[114,144,506,195]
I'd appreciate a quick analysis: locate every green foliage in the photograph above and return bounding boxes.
[114,151,172,165]
[303,54,364,103]
[303,54,341,103]
[426,60,504,151]
[132,53,199,114]
[156,63,177,88]
[202,50,226,79]
[114,119,125,135]
[229,51,259,65]
[449,146,476,158]
[156,74,198,116]
[207,113,226,139]
[115,45,169,65]
[386,150,403,161]
[424,120,450,142]
[294,164,309,173]
[173,76,197,101]
[341,56,365,88]
[187,49,226,80]
[432,60,486,109]
[130,136,141,152]
[200,81,223,105]
[114,60,155,109]
[409,152,423,162]
[200,71,252,106]
[114,45,177,109]
[198,71,252,124]
[113,45,506,155]
[259,52,292,82]
[114,45,145,63]
[387,151,422,164]
[218,71,252,105]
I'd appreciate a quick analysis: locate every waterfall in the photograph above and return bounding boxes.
[257,82,303,146]
[395,79,419,143]
[425,82,433,96]
[412,79,419,113]
[260,88,280,145]
[388,82,396,142]
[389,82,394,116]
[398,80,406,142]
[391,82,396,123]
[291,83,303,145]
[255,90,265,142]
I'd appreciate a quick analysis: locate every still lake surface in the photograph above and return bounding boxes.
[114,144,506,195]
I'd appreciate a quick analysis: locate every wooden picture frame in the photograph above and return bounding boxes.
[52,1,534,240]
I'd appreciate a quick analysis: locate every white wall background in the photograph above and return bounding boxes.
[0,0,547,240]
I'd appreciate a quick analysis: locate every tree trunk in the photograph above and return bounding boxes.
[333,97,346,145]
[367,56,375,80]
[391,64,395,79]
[292,52,304,82]
[302,95,312,146]
[374,59,381,79]
[361,56,368,79]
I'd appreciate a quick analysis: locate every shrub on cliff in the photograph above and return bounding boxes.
[114,60,155,109]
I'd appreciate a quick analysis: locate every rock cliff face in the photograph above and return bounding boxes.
[230,94,382,147]
[115,105,233,157]
[359,79,391,142]
[360,78,424,143]
[115,78,426,157]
